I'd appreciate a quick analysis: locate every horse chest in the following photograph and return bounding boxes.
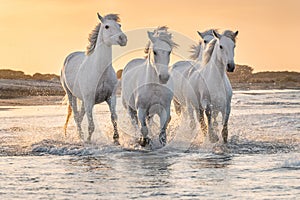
[94,80,115,103]
[137,86,172,108]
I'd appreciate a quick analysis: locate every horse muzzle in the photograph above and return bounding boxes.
[159,74,170,84]
[118,35,127,46]
[226,62,235,72]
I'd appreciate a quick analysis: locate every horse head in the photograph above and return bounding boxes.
[147,27,178,84]
[190,29,216,60]
[213,30,238,72]
[97,13,127,46]
[198,29,215,47]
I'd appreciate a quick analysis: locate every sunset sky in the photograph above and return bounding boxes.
[0,0,299,74]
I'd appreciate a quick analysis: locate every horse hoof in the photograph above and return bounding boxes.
[209,134,219,143]
[113,138,120,145]
[159,138,166,146]
[159,134,166,146]
[138,137,151,147]
[112,132,120,145]
[87,136,92,143]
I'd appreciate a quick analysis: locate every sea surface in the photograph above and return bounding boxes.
[0,90,299,199]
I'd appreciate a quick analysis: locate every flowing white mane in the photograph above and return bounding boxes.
[190,42,202,60]
[202,39,217,66]
[144,26,178,56]
[86,14,120,55]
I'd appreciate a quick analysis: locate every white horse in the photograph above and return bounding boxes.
[61,13,127,142]
[121,27,177,147]
[185,30,238,143]
[170,29,216,116]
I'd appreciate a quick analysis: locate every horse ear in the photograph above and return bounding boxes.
[97,13,104,22]
[197,31,204,39]
[212,30,221,39]
[147,31,157,43]
[234,31,239,38]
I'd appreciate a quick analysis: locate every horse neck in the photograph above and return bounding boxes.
[89,33,112,72]
[192,44,206,70]
[195,45,204,64]
[146,55,159,83]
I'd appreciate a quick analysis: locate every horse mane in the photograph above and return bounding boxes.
[222,30,237,43]
[144,26,178,57]
[190,42,202,60]
[86,14,120,55]
[202,38,217,66]
[189,29,218,60]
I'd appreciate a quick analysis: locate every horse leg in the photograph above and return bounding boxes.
[173,99,182,116]
[77,101,85,136]
[138,108,150,147]
[221,104,231,143]
[159,106,171,146]
[63,87,75,136]
[71,97,85,139]
[205,107,219,143]
[64,86,84,139]
[196,108,207,136]
[212,111,218,129]
[78,101,85,123]
[85,103,95,142]
[128,106,138,127]
[107,96,120,144]
[187,105,196,129]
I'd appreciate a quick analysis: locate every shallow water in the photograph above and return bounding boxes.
[0,90,299,199]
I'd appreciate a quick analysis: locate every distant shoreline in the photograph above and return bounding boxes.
[0,68,299,106]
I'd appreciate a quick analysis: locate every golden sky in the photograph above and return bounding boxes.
[0,0,300,74]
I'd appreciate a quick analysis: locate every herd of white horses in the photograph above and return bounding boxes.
[61,13,238,147]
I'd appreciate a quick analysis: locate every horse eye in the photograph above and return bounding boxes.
[119,24,121,28]
[220,45,223,49]
[153,51,157,55]
[204,40,207,44]
[105,25,109,29]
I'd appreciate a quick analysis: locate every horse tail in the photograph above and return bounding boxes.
[63,103,72,136]
[61,94,72,136]
[61,94,68,105]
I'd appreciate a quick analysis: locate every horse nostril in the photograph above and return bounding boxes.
[166,74,170,81]
[118,35,127,46]
[227,63,235,72]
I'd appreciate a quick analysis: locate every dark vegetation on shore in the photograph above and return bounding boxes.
[0,69,64,99]
[227,65,300,90]
[0,65,299,100]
